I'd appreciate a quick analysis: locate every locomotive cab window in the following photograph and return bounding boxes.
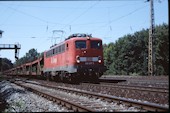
[75,41,86,49]
[91,41,101,49]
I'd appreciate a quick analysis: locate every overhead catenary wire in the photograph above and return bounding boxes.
[0,1,148,28]
[0,3,22,26]
[59,1,100,32]
[0,1,150,42]
[0,0,163,40]
[0,4,67,26]
[0,1,140,9]
[90,4,149,33]
[2,1,148,40]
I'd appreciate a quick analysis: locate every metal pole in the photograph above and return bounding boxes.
[148,0,155,76]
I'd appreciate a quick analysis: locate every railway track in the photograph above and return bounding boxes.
[100,76,169,86]
[11,79,169,112]
[84,83,169,94]
[113,84,168,93]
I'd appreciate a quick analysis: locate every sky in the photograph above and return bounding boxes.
[0,0,168,63]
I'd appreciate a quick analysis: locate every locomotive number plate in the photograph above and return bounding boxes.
[85,62,94,65]
[87,57,92,61]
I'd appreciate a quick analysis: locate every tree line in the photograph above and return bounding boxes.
[13,48,42,67]
[103,23,169,76]
[0,48,42,72]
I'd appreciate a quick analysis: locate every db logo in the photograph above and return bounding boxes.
[51,57,57,64]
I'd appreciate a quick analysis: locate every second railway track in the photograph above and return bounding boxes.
[83,82,169,94]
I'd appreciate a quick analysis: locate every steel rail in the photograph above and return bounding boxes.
[89,83,169,93]
[112,84,168,90]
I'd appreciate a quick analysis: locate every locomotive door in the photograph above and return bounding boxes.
[65,43,69,69]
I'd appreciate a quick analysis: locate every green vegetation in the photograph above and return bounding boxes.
[0,48,42,72]
[103,23,169,76]
[14,48,42,67]
[0,58,13,72]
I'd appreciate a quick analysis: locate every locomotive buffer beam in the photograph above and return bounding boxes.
[0,44,21,60]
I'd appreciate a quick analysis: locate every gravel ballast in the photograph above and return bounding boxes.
[0,80,68,112]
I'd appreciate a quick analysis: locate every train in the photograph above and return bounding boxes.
[3,33,106,83]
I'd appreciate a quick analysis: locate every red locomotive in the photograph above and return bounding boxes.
[3,33,106,83]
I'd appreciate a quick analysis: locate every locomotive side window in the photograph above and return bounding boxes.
[66,43,68,50]
[46,44,66,58]
[91,41,101,49]
[50,50,53,56]
[61,44,65,52]
[47,51,49,57]
[52,49,55,55]
[75,41,86,49]
[55,47,58,54]
[46,51,49,57]
[59,46,61,53]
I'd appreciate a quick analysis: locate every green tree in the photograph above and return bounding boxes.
[0,58,13,71]
[103,23,169,76]
[14,48,40,66]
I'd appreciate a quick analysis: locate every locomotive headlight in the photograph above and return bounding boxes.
[98,56,101,63]
[76,55,80,63]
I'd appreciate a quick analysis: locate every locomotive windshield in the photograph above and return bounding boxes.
[75,41,86,49]
[91,41,101,49]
